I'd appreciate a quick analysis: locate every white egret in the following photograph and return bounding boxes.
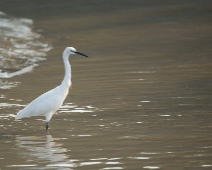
[15,47,88,130]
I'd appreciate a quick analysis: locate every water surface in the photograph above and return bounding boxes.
[0,0,212,169]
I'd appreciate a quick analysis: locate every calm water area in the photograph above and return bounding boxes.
[0,0,212,169]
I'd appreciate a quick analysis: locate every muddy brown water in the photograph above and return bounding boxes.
[0,0,212,169]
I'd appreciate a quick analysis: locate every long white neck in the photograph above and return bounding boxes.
[61,52,71,88]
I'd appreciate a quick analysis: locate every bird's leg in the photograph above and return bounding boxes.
[46,122,49,131]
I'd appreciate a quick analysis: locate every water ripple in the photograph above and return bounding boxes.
[0,11,52,79]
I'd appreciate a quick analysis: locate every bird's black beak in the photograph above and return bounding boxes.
[74,51,88,57]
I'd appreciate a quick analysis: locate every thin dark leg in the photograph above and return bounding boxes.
[46,122,49,131]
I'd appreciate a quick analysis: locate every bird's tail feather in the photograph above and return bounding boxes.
[15,109,26,120]
[15,112,22,119]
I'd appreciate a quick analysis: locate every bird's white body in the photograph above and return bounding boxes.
[15,81,70,122]
[15,47,88,130]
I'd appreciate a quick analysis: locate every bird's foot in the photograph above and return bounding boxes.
[46,122,49,131]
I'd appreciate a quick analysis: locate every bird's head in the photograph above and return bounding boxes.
[63,47,88,57]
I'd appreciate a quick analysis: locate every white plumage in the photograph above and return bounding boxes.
[15,47,88,130]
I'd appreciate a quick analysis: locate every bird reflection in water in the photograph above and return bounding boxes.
[15,135,77,168]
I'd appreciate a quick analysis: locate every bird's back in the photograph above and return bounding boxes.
[15,85,67,120]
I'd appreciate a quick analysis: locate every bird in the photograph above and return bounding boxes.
[15,47,88,130]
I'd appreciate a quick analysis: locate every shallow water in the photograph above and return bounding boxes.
[0,0,212,169]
